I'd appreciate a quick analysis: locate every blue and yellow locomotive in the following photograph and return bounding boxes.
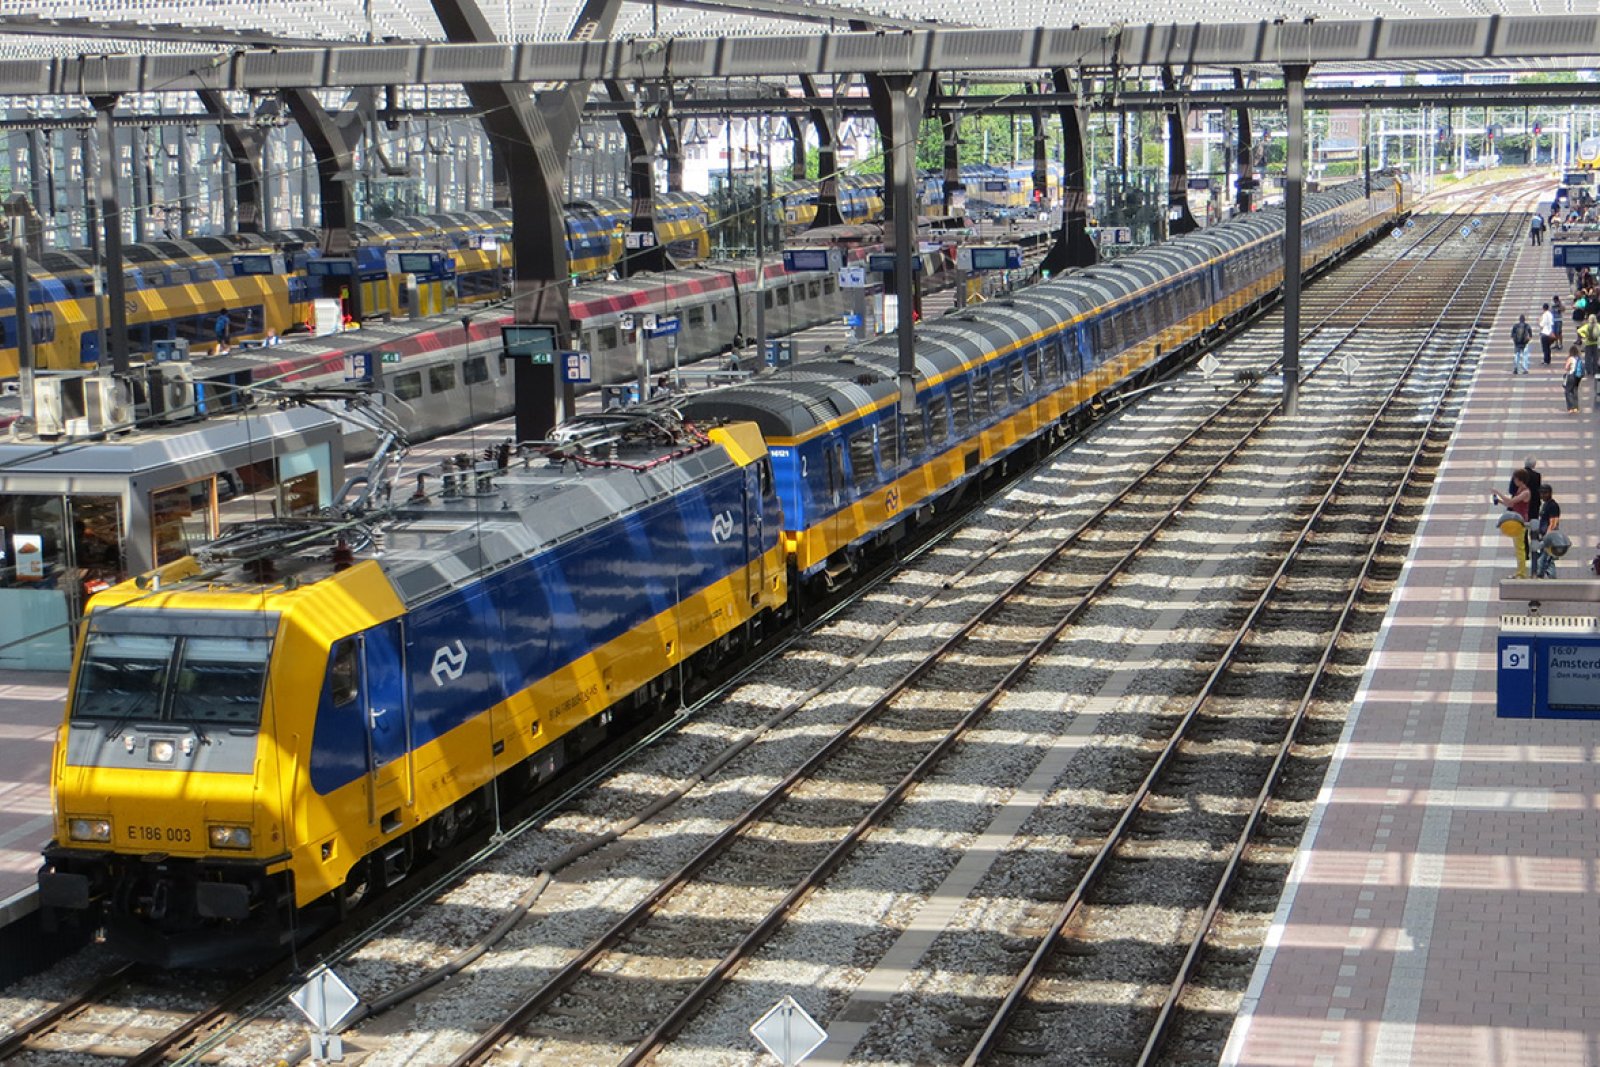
[38,174,1405,963]
[39,416,784,963]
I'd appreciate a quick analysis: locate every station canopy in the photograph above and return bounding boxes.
[0,0,1592,77]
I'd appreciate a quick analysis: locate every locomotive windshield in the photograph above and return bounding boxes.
[71,610,279,728]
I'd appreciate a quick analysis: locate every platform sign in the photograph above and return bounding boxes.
[620,313,635,332]
[343,351,372,383]
[839,265,867,289]
[642,313,658,332]
[750,996,826,1066]
[1497,628,1600,719]
[959,245,1023,272]
[647,315,680,337]
[867,253,922,274]
[562,350,592,383]
[783,247,834,272]
[1553,243,1600,268]
[623,230,658,249]
[501,324,557,365]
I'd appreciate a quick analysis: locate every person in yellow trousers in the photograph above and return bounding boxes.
[1581,314,1600,409]
[1495,468,1534,579]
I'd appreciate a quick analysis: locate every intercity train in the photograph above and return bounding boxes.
[37,172,1408,964]
[0,193,715,378]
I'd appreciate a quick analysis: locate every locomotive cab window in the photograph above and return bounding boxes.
[72,611,277,728]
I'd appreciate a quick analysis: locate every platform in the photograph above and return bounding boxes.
[1224,217,1600,1061]
[0,671,66,911]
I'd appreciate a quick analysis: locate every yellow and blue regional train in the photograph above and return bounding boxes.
[0,193,715,378]
[37,173,1407,964]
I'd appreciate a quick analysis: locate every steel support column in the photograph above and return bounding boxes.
[197,89,268,233]
[938,86,963,219]
[786,115,807,180]
[800,74,844,230]
[1233,69,1255,214]
[432,0,624,438]
[1031,104,1049,211]
[1283,63,1308,417]
[864,73,923,415]
[1040,69,1096,276]
[283,89,366,253]
[607,80,674,277]
[1162,66,1198,236]
[90,95,130,376]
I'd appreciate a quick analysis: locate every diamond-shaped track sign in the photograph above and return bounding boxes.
[750,995,827,1066]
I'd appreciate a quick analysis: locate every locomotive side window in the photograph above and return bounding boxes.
[330,640,359,707]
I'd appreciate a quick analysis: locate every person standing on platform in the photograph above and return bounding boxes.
[1563,343,1584,413]
[1540,303,1557,365]
[1512,456,1541,505]
[1531,484,1562,579]
[1531,211,1545,246]
[1495,468,1534,579]
[1581,314,1600,405]
[1511,314,1533,374]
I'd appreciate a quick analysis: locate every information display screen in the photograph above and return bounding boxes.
[1546,642,1600,710]
[398,252,436,275]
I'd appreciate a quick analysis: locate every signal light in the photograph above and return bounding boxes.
[1534,122,1543,136]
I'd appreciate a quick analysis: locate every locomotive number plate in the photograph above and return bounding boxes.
[128,824,192,844]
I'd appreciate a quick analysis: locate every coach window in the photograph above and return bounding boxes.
[972,373,992,420]
[905,408,927,458]
[950,383,972,433]
[1007,359,1025,405]
[688,307,706,328]
[927,394,950,446]
[463,356,490,385]
[598,326,619,350]
[1025,348,1044,387]
[393,372,423,401]
[848,429,876,489]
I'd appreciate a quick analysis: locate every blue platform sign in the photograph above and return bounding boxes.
[647,315,680,337]
[562,350,592,383]
[1497,630,1600,719]
[344,351,372,382]
[1553,243,1600,268]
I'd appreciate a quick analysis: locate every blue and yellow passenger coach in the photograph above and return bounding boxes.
[680,172,1406,583]
[38,416,786,963]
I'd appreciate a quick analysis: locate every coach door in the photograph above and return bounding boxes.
[361,620,411,832]
[744,461,767,604]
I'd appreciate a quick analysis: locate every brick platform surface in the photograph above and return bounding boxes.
[1224,215,1600,1063]
[0,671,66,906]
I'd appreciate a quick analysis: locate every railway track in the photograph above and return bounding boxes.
[952,207,1520,1067]
[269,205,1520,1064]
[0,193,1532,1065]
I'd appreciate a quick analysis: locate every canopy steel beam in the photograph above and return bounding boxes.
[196,89,269,233]
[1040,69,1097,276]
[6,80,1597,131]
[282,88,368,254]
[19,18,1600,95]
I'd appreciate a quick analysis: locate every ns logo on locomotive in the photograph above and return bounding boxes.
[36,174,1407,966]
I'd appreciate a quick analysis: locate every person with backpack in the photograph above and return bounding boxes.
[1511,314,1534,374]
[1531,484,1564,579]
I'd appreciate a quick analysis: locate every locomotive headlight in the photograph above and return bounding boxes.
[208,824,253,850]
[148,738,176,763]
[68,817,112,843]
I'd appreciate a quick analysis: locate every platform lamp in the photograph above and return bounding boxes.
[500,323,559,445]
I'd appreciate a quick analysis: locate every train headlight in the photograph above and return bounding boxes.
[68,817,112,843]
[148,739,176,763]
[208,824,253,850]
